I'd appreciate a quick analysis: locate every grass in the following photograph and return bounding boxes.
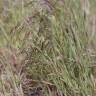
[0,0,96,96]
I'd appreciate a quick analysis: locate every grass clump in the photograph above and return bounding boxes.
[0,0,96,96]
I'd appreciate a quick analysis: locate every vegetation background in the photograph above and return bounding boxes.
[0,0,96,96]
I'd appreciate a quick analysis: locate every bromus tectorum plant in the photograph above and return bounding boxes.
[0,0,96,96]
